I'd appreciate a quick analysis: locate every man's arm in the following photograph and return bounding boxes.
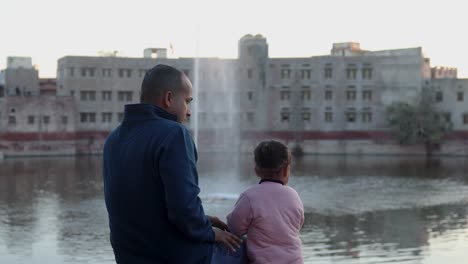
[207,215,229,231]
[158,126,214,243]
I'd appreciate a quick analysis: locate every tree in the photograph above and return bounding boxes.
[386,87,452,156]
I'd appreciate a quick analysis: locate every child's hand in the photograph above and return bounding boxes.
[213,228,242,252]
[208,215,229,231]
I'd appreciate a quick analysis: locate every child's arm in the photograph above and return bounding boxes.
[226,193,253,237]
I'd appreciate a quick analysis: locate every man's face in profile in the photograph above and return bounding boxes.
[171,74,193,123]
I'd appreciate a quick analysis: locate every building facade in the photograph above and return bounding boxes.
[55,35,448,135]
[1,35,468,156]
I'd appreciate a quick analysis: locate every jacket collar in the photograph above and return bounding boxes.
[259,178,285,185]
[123,103,178,122]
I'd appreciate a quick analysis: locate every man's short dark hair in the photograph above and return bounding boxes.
[140,64,184,103]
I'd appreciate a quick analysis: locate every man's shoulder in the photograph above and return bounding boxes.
[136,118,189,141]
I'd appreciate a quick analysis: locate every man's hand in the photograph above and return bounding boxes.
[213,228,242,252]
[207,215,229,231]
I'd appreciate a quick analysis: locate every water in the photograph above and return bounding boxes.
[1,155,468,263]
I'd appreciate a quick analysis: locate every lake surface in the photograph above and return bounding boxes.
[1,155,468,263]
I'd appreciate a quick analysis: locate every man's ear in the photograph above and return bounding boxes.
[163,91,173,108]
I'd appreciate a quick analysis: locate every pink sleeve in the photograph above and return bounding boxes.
[226,193,253,237]
[297,193,305,228]
[300,206,305,228]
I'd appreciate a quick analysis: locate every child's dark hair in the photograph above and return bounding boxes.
[254,140,291,177]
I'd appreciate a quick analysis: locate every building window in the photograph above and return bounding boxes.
[247,68,253,79]
[280,91,291,100]
[43,116,50,124]
[346,64,357,80]
[464,113,468,124]
[80,113,96,123]
[8,116,16,125]
[281,108,290,122]
[247,112,254,122]
[61,116,68,124]
[325,90,333,100]
[281,69,291,79]
[247,92,253,101]
[324,63,333,79]
[346,90,357,100]
[80,67,96,77]
[346,111,356,122]
[325,112,333,123]
[436,91,443,102]
[102,112,113,123]
[102,68,112,77]
[301,90,311,100]
[301,108,311,122]
[118,113,124,122]
[102,91,112,101]
[69,67,74,77]
[458,92,464,101]
[301,69,311,80]
[362,69,373,79]
[80,91,96,101]
[28,116,35,124]
[362,111,372,123]
[443,113,451,123]
[363,90,372,101]
[80,113,87,123]
[119,69,132,78]
[362,65,373,80]
[118,91,133,102]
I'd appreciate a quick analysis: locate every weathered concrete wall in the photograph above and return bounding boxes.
[0,96,75,133]
[430,79,468,131]
[1,133,468,157]
[4,68,40,96]
[238,139,468,156]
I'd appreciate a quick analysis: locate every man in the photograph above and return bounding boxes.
[103,64,241,263]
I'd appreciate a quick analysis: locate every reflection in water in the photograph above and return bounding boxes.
[301,203,468,263]
[0,155,468,263]
[0,157,113,263]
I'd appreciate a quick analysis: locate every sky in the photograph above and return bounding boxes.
[2,0,468,78]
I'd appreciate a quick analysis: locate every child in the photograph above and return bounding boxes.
[227,140,304,264]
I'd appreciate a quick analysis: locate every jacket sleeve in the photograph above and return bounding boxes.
[226,193,252,237]
[158,126,215,243]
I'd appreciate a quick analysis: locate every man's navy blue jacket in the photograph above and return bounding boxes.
[103,104,214,263]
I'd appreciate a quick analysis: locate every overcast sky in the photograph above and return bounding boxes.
[2,0,467,77]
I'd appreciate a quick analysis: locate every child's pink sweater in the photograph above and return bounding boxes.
[227,181,304,264]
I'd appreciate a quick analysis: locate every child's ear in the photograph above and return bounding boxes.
[282,164,290,178]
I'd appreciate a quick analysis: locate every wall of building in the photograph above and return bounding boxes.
[0,96,75,133]
[4,68,40,96]
[430,79,468,131]
[1,36,468,157]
